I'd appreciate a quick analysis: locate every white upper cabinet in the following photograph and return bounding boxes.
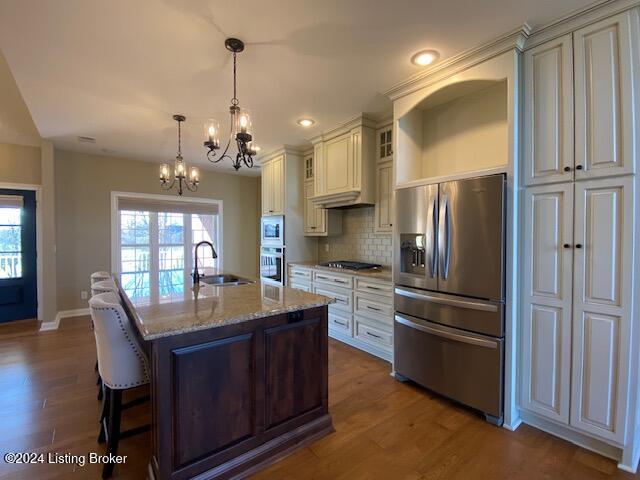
[375,125,394,233]
[312,115,376,208]
[303,153,342,237]
[570,176,633,442]
[521,183,573,424]
[574,11,638,179]
[524,35,574,186]
[261,154,284,215]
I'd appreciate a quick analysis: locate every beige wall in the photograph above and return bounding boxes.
[0,143,41,184]
[55,150,261,310]
[421,81,507,178]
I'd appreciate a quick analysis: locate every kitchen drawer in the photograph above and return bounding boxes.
[313,284,352,313]
[328,310,352,335]
[354,292,393,325]
[354,316,393,350]
[288,266,313,282]
[313,270,353,288]
[289,279,312,292]
[355,278,393,297]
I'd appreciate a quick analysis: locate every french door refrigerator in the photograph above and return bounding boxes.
[393,173,505,424]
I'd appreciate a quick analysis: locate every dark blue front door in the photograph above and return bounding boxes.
[0,189,37,322]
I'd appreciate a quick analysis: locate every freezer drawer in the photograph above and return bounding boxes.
[394,313,503,419]
[395,286,504,337]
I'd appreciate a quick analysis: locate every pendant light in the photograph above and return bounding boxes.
[160,115,200,196]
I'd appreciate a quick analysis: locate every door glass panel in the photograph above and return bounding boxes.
[0,208,22,279]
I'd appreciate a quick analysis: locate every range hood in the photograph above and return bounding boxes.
[310,114,377,209]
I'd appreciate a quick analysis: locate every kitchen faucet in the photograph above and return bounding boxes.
[193,241,217,285]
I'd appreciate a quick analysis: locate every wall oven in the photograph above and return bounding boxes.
[260,246,284,285]
[261,215,284,247]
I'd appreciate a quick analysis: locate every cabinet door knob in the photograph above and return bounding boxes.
[575,244,583,249]
[575,165,583,170]
[564,166,572,172]
[563,243,571,249]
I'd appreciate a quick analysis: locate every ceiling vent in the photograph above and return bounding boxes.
[77,136,96,144]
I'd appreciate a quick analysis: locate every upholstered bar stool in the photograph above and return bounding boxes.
[91,279,117,297]
[90,278,118,399]
[89,291,150,479]
[91,271,111,285]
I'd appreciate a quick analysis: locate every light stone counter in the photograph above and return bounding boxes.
[119,277,334,341]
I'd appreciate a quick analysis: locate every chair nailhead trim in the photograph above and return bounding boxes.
[92,305,150,389]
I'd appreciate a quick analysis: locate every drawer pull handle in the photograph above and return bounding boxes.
[366,286,382,290]
[334,320,347,326]
[334,279,347,284]
[366,331,383,340]
[336,299,347,304]
[366,306,382,312]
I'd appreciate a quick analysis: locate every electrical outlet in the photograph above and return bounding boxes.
[324,244,329,253]
[81,291,88,300]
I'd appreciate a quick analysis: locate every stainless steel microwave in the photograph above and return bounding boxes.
[261,215,284,246]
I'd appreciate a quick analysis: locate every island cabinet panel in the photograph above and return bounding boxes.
[265,316,326,429]
[148,306,332,480]
[172,333,257,468]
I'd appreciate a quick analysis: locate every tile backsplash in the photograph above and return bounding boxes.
[318,207,392,267]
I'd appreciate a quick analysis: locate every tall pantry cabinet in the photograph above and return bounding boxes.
[521,7,640,454]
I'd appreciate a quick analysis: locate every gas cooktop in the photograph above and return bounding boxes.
[318,261,382,271]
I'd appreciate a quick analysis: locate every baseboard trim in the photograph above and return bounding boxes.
[39,308,90,332]
[520,410,622,463]
[503,416,523,432]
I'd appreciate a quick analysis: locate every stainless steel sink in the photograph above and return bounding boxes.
[199,274,253,286]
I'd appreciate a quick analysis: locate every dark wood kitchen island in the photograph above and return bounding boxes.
[119,279,335,480]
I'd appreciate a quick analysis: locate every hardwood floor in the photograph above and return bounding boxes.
[0,316,637,479]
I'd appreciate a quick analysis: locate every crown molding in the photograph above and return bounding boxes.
[524,0,640,49]
[384,25,530,101]
[257,144,306,164]
[309,113,377,144]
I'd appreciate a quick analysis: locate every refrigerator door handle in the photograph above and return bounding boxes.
[394,287,499,312]
[395,313,498,349]
[425,195,437,278]
[438,194,450,279]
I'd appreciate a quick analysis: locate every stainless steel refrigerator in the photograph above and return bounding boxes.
[393,173,505,424]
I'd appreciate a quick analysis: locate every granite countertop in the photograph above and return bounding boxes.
[119,271,334,341]
[288,261,393,282]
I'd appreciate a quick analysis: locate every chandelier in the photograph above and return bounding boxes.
[159,115,200,196]
[203,38,258,171]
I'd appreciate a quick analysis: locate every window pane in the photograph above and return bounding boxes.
[159,213,183,244]
[121,247,150,273]
[120,211,149,245]
[159,246,184,271]
[159,269,184,297]
[0,208,21,225]
[0,226,21,252]
[121,272,150,299]
[0,253,21,279]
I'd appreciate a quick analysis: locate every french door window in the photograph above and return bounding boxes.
[0,204,22,279]
[116,198,220,301]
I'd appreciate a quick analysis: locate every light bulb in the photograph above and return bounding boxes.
[160,163,170,180]
[189,166,200,183]
[204,120,220,148]
[175,161,185,177]
[411,50,439,67]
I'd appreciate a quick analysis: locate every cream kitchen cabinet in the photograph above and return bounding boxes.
[375,160,393,233]
[574,12,638,180]
[302,154,342,237]
[524,10,639,186]
[521,177,635,443]
[311,115,376,208]
[261,154,284,215]
[570,176,634,443]
[521,183,573,424]
[523,34,574,186]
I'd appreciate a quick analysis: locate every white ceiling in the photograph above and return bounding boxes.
[0,0,595,176]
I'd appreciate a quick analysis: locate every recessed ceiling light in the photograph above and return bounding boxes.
[297,118,315,128]
[411,50,439,67]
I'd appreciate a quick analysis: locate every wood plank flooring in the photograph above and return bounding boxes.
[0,316,638,479]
